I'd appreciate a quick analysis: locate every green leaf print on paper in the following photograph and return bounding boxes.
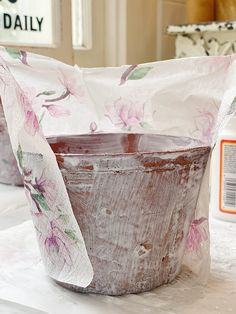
[17,145,23,169]
[5,48,29,66]
[128,67,152,80]
[139,121,152,129]
[31,193,50,211]
[36,91,56,97]
[58,214,70,224]
[5,47,21,59]
[65,229,79,242]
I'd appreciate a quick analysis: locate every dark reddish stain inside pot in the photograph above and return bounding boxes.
[48,133,210,295]
[49,133,206,155]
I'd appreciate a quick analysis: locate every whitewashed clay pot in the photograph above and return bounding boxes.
[0,104,23,186]
[49,133,210,295]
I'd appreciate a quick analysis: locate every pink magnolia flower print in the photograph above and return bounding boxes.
[33,214,74,269]
[90,121,97,132]
[24,110,40,136]
[44,220,73,268]
[15,85,43,136]
[42,71,85,104]
[17,147,55,213]
[186,217,208,252]
[16,147,78,270]
[15,84,73,133]
[206,55,231,73]
[33,172,56,208]
[43,104,71,118]
[106,98,145,129]
[18,85,43,112]
[193,108,217,143]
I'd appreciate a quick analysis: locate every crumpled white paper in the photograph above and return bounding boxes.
[0,47,235,287]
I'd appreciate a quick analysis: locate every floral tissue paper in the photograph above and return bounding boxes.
[0,47,235,289]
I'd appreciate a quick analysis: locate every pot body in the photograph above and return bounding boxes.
[50,134,210,295]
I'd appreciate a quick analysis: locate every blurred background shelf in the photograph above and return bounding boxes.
[168,21,236,58]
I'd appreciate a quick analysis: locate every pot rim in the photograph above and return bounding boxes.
[47,133,210,157]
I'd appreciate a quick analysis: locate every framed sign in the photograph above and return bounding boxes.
[0,0,60,47]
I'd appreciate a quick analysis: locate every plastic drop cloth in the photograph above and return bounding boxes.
[0,47,235,288]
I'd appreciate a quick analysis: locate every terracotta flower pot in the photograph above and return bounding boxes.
[48,133,210,295]
[0,106,23,186]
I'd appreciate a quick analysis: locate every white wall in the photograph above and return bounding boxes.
[156,0,186,60]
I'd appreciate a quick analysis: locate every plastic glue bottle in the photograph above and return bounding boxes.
[211,112,236,222]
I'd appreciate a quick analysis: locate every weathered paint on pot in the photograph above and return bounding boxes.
[0,103,23,186]
[49,133,210,295]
